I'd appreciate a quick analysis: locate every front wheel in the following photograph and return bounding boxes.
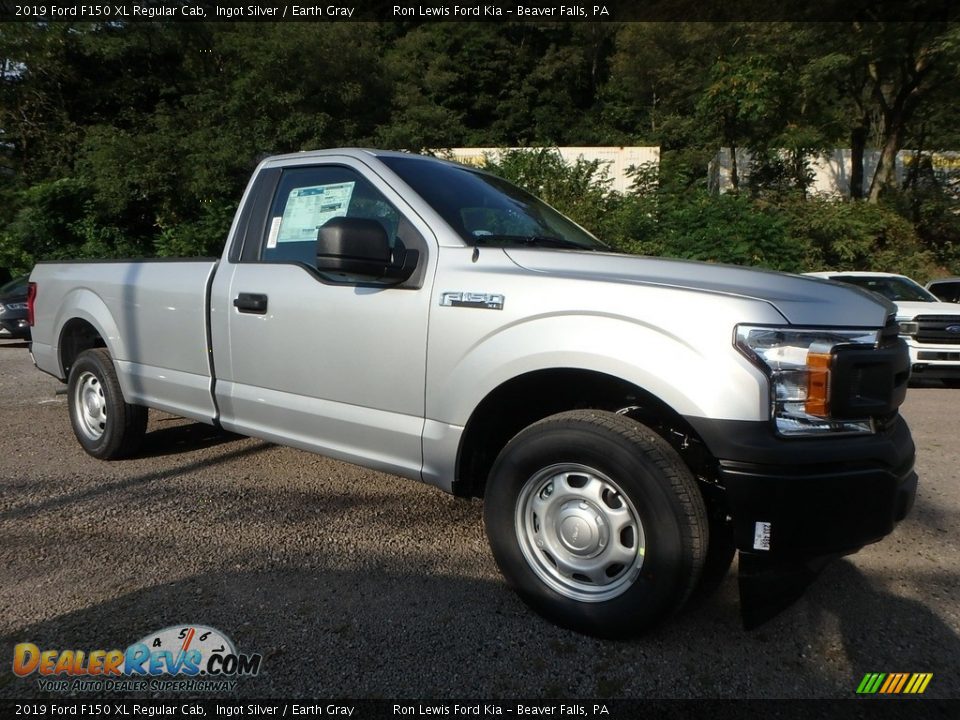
[67,348,147,459]
[483,410,708,637]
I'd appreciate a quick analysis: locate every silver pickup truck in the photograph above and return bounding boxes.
[28,149,917,636]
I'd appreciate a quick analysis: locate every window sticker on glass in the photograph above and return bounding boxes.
[266,216,282,249]
[277,182,355,243]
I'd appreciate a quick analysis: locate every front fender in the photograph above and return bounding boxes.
[426,309,773,428]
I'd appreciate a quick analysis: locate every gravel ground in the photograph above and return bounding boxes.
[0,339,957,700]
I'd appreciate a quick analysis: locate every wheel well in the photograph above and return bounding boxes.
[59,319,107,379]
[454,369,719,499]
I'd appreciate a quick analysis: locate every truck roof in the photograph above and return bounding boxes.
[260,148,466,169]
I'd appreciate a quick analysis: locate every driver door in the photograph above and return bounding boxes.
[211,159,435,480]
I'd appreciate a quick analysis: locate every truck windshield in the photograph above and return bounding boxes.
[829,275,939,303]
[380,155,606,251]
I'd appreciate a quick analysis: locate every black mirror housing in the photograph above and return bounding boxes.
[316,217,391,276]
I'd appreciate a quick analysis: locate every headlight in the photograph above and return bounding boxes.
[897,321,918,336]
[735,325,879,437]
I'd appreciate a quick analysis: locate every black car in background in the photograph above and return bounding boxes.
[0,275,30,340]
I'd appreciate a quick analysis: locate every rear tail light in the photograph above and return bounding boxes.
[27,282,37,326]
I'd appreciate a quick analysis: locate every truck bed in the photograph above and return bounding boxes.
[30,259,219,424]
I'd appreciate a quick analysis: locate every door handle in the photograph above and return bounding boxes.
[234,293,268,314]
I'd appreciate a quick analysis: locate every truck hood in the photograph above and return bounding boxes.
[504,250,895,327]
[893,300,960,320]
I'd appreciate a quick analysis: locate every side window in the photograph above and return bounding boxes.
[261,166,402,267]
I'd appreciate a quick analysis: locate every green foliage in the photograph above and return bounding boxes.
[780,198,936,280]
[154,200,236,258]
[379,24,613,149]
[481,149,618,233]
[476,149,938,278]
[697,55,784,151]
[656,193,803,272]
[4,178,91,263]
[0,233,33,277]
[888,164,960,275]
[0,20,957,277]
[1,177,151,267]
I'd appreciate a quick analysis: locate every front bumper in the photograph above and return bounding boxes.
[685,414,916,626]
[718,419,915,559]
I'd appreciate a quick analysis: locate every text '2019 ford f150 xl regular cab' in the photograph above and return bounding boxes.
[28,149,917,636]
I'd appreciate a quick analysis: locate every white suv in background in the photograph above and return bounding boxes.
[807,271,960,387]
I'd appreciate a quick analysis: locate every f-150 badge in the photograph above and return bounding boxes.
[440,291,505,310]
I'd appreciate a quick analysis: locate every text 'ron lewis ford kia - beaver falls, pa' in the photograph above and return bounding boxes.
[27,149,918,636]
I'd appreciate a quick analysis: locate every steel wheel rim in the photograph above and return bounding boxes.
[515,463,645,603]
[74,371,107,441]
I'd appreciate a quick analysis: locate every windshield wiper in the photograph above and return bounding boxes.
[474,234,596,250]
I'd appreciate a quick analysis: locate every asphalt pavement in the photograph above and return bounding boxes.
[0,339,957,700]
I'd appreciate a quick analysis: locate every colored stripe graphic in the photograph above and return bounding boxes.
[858,673,885,694]
[857,673,932,695]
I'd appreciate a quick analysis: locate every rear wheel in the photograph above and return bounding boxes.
[68,348,147,459]
[483,410,707,637]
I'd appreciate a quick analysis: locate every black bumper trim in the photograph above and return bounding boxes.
[721,462,917,558]
[685,414,916,558]
[685,413,914,470]
[682,414,916,628]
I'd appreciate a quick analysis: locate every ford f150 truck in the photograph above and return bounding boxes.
[28,149,917,636]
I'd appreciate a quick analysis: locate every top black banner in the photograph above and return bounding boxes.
[0,0,957,23]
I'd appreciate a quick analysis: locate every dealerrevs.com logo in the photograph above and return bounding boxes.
[12,625,262,693]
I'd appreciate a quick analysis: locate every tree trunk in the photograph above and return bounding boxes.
[903,124,926,192]
[849,124,867,200]
[792,149,809,199]
[729,144,739,193]
[868,117,903,204]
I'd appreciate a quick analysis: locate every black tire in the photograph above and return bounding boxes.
[483,409,707,637]
[67,348,147,459]
[687,512,736,606]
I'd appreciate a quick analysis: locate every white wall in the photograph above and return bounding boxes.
[709,148,960,196]
[445,147,661,193]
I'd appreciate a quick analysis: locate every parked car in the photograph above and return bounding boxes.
[806,271,960,387]
[29,150,917,636]
[0,275,31,340]
[926,277,960,304]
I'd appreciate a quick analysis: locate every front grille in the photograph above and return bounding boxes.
[917,351,960,361]
[914,315,960,345]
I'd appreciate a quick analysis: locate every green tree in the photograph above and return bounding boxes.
[802,19,960,202]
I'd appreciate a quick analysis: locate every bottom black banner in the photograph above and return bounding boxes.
[1,699,957,720]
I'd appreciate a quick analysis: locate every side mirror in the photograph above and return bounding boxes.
[316,216,419,283]
[316,217,391,276]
